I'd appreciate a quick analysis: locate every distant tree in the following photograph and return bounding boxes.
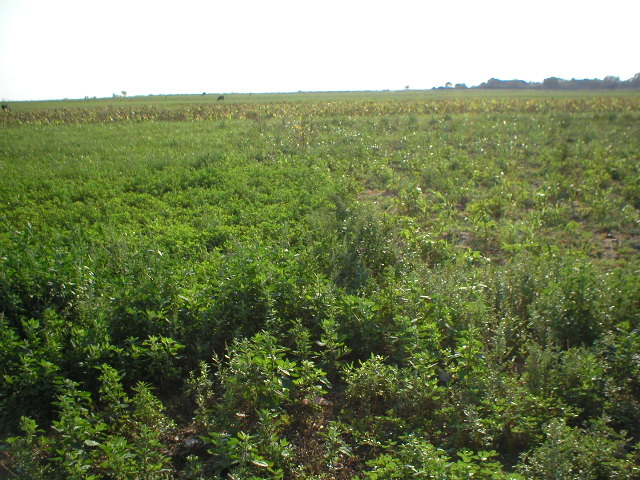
[603,76,620,89]
[568,78,601,89]
[475,78,501,89]
[477,78,530,89]
[445,82,452,88]
[405,85,410,90]
[471,72,639,90]
[121,91,127,97]
[543,77,562,89]
[454,83,468,89]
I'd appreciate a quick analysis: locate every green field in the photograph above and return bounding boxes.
[1,92,639,479]
[7,88,640,111]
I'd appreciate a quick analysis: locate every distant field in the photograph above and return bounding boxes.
[5,88,640,111]
[1,92,639,479]
[3,90,639,126]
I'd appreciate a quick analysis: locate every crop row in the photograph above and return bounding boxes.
[2,96,640,125]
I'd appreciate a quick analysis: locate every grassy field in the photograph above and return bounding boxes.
[1,92,639,479]
[7,88,640,110]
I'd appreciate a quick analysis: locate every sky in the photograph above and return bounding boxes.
[0,0,638,101]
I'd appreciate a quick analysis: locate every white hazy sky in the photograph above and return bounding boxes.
[0,0,638,100]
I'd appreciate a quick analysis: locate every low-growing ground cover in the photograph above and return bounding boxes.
[1,92,639,478]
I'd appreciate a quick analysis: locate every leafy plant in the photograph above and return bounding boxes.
[362,435,523,479]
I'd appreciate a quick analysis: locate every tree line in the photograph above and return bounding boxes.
[472,72,640,90]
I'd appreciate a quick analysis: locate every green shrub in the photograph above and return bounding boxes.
[216,332,328,421]
[128,335,185,386]
[342,354,441,442]
[362,435,523,479]
[50,379,106,480]
[517,418,638,480]
[1,416,51,479]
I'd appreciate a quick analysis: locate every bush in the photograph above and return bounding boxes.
[530,258,606,347]
[216,332,328,422]
[362,434,523,479]
[517,418,638,480]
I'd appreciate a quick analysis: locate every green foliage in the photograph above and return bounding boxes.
[362,435,523,479]
[216,332,328,421]
[1,416,51,479]
[185,360,216,428]
[1,370,174,478]
[204,429,285,480]
[1,93,639,477]
[50,379,106,480]
[518,418,639,479]
[318,316,351,376]
[530,258,607,347]
[342,353,441,446]
[129,335,185,385]
[0,314,62,431]
[131,381,175,435]
[321,420,353,470]
[217,332,298,416]
[343,355,402,417]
